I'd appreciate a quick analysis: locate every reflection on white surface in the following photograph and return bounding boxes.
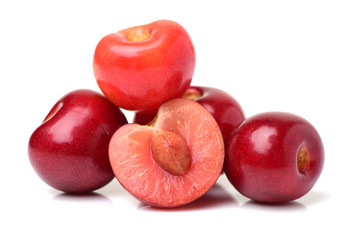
[52,192,113,204]
[137,182,239,211]
[242,199,307,211]
[296,190,332,206]
[46,174,331,212]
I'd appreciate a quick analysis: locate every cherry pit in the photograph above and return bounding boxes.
[28,20,324,207]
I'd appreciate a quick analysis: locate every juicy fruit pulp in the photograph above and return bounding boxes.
[134,86,245,176]
[109,99,225,207]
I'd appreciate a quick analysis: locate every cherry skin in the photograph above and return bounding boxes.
[93,20,196,111]
[225,112,324,203]
[28,89,128,193]
[134,85,245,145]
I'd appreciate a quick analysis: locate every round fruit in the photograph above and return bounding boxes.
[93,20,196,111]
[109,99,224,207]
[28,89,128,193]
[225,112,324,203]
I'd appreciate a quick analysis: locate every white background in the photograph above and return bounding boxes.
[1,0,359,239]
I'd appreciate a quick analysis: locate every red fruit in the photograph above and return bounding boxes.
[28,89,128,193]
[109,99,224,207]
[225,112,324,203]
[134,85,245,144]
[93,20,195,111]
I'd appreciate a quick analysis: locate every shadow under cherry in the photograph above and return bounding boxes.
[138,182,239,212]
[241,200,307,212]
[240,190,331,212]
[52,191,113,204]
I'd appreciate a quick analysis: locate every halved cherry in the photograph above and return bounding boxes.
[109,98,225,207]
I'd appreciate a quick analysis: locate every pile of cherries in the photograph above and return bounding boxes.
[28,20,324,207]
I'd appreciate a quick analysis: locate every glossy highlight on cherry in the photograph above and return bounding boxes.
[93,20,196,111]
[28,89,128,193]
[28,19,325,208]
[225,112,324,203]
